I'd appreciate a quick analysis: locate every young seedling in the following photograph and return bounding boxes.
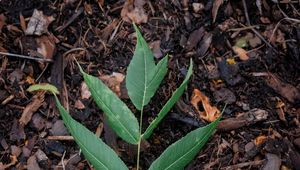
[28,24,221,170]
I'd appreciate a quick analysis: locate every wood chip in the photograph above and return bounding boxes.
[19,91,45,126]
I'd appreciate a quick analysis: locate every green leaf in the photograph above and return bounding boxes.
[78,65,140,144]
[143,59,193,139]
[149,116,221,170]
[126,23,168,110]
[27,83,59,94]
[54,96,128,170]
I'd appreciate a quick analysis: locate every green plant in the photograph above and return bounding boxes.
[28,24,221,170]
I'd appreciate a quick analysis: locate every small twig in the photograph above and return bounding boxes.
[0,52,53,62]
[221,159,265,170]
[47,136,74,141]
[241,0,277,53]
[56,7,84,32]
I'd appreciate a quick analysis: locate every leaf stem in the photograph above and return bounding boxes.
[136,108,144,170]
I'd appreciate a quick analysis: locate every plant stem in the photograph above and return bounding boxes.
[136,108,144,170]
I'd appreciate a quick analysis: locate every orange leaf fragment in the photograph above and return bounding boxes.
[190,89,221,122]
[254,135,268,145]
[233,46,249,61]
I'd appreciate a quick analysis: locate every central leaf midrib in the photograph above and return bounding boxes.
[163,126,215,170]
[87,76,139,143]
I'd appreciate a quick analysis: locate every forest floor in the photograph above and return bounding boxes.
[0,0,300,169]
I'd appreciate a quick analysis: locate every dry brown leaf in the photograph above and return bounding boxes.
[191,89,221,122]
[81,82,91,99]
[121,0,148,24]
[25,9,55,36]
[0,155,17,170]
[275,98,286,122]
[254,135,268,145]
[0,14,6,31]
[266,73,300,103]
[35,35,57,60]
[19,91,45,126]
[19,13,26,32]
[84,2,93,15]
[99,72,125,97]
[212,0,224,23]
[74,100,85,110]
[233,46,249,61]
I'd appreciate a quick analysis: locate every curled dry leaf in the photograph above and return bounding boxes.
[275,98,287,122]
[233,46,249,61]
[99,72,125,97]
[121,0,148,24]
[25,9,55,36]
[19,91,45,126]
[254,135,268,145]
[190,89,221,122]
[81,82,91,99]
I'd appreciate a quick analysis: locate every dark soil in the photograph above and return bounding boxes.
[0,0,300,169]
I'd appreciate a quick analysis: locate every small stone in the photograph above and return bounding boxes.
[11,145,22,157]
[50,120,69,136]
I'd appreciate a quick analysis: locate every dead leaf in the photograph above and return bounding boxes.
[35,34,57,60]
[275,98,287,123]
[0,14,6,31]
[99,72,125,97]
[233,46,249,61]
[19,91,45,126]
[197,32,212,57]
[84,2,93,15]
[212,0,224,23]
[191,89,221,122]
[74,100,85,110]
[0,155,17,170]
[19,13,26,32]
[254,135,268,145]
[186,27,205,51]
[25,9,55,36]
[262,153,281,170]
[266,74,300,103]
[27,155,41,170]
[149,40,163,59]
[81,82,91,99]
[121,0,148,24]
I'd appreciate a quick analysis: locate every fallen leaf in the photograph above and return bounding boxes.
[191,89,221,122]
[213,87,236,104]
[25,9,55,36]
[0,155,17,170]
[84,2,93,15]
[226,58,236,65]
[262,153,281,170]
[19,91,45,126]
[149,40,163,59]
[233,46,249,61]
[74,99,85,110]
[27,155,41,170]
[121,0,148,24]
[81,82,91,99]
[254,135,268,145]
[185,27,205,51]
[0,14,6,31]
[99,72,125,97]
[19,13,26,32]
[35,34,57,60]
[212,0,224,23]
[275,98,287,123]
[197,32,212,57]
[266,73,300,103]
